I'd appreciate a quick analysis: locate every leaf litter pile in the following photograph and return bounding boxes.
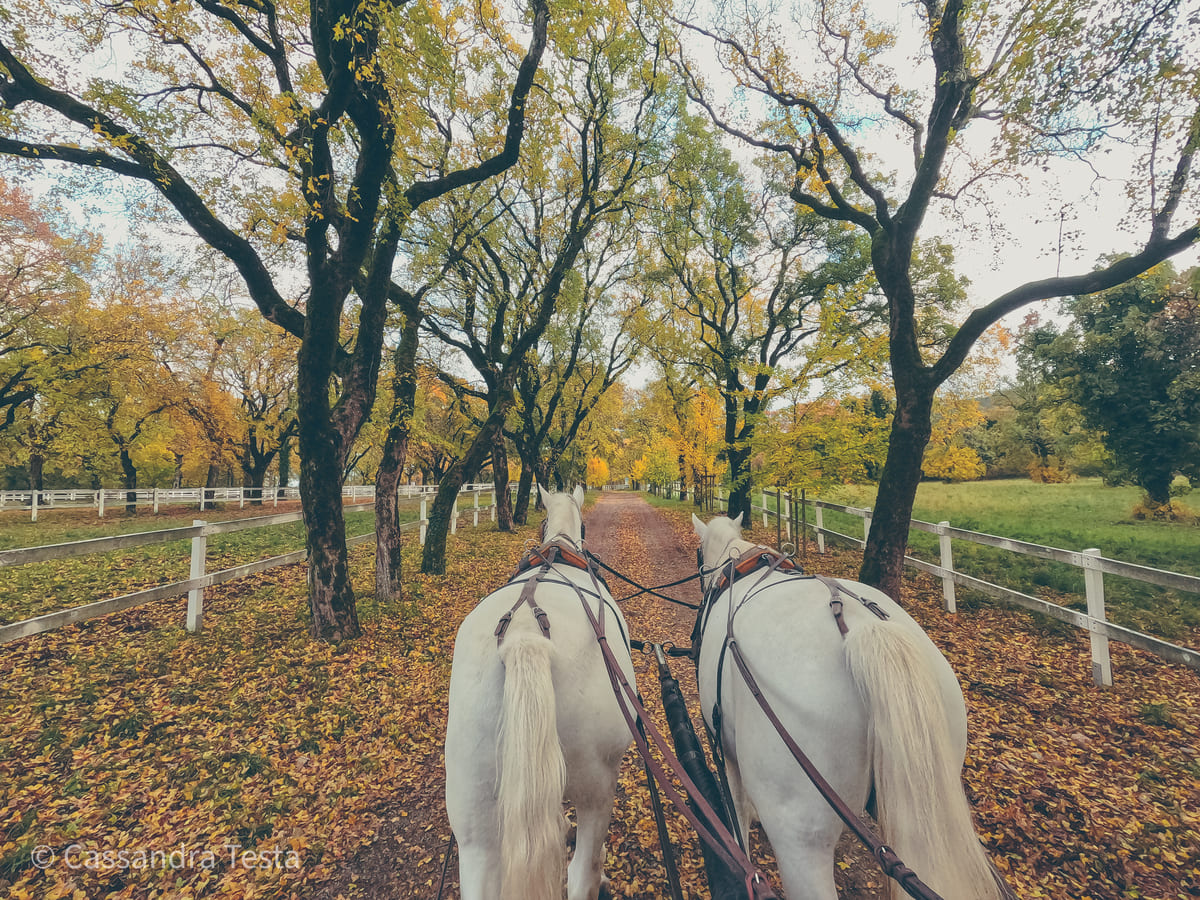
[0,496,1197,899]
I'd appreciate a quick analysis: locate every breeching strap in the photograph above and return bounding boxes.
[725,640,946,900]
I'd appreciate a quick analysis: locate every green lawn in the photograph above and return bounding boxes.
[652,479,1200,644]
[817,479,1200,642]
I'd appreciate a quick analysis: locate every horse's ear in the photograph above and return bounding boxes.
[572,485,585,508]
[692,514,707,537]
[732,512,744,529]
[538,484,551,507]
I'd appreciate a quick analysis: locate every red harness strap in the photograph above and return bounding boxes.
[713,548,798,594]
[515,540,591,574]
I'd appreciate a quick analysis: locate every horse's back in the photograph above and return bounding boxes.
[445,568,634,804]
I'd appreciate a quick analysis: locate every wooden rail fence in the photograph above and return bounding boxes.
[0,487,502,644]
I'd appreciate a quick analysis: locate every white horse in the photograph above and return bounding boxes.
[693,513,1007,900]
[445,486,635,900]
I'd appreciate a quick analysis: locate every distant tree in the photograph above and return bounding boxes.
[1035,265,1200,509]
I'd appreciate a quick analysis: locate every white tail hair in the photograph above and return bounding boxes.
[843,617,1006,900]
[497,628,567,900]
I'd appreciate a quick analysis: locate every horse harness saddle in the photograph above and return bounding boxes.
[493,540,603,647]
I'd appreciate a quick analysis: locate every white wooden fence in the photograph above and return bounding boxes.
[0,483,494,521]
[0,487,501,644]
[743,488,1200,686]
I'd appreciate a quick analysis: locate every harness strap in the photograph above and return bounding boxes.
[814,574,890,626]
[578,599,780,899]
[496,548,558,646]
[726,639,946,900]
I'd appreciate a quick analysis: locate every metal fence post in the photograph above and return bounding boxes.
[782,491,791,541]
[187,520,207,633]
[1083,548,1113,687]
[937,521,956,613]
[420,499,428,545]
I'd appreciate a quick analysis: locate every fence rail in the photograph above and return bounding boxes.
[0,487,501,644]
[0,483,494,521]
[739,487,1200,685]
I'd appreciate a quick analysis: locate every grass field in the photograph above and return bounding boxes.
[660,479,1200,645]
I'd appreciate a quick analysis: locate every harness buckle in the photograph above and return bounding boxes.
[494,610,513,645]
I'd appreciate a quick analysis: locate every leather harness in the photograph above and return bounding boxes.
[493,538,624,650]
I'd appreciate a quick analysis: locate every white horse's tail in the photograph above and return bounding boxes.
[843,618,1006,900]
[497,627,566,900]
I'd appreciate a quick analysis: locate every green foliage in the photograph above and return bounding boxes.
[1030,265,1200,507]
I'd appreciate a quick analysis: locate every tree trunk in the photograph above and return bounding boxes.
[727,444,754,522]
[277,431,292,499]
[1141,469,1174,510]
[173,454,184,489]
[514,460,534,525]
[858,386,935,599]
[120,448,138,514]
[374,461,404,601]
[492,434,513,531]
[422,419,499,575]
[296,328,361,640]
[374,313,421,601]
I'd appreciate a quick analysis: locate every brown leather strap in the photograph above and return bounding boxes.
[495,557,554,646]
[577,593,779,899]
[726,640,945,900]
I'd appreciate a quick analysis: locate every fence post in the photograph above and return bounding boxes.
[153,488,160,514]
[187,520,207,633]
[473,490,480,528]
[862,508,872,548]
[239,488,245,509]
[761,489,768,527]
[420,499,428,545]
[31,490,38,523]
[800,489,807,559]
[451,496,458,535]
[491,488,497,523]
[98,489,106,518]
[937,521,957,613]
[782,491,791,541]
[815,505,825,554]
[1083,548,1113,687]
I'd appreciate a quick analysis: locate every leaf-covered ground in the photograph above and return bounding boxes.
[1,494,1197,899]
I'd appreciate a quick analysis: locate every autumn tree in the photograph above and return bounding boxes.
[506,231,646,523]
[0,0,549,639]
[209,307,299,502]
[415,16,667,574]
[651,112,874,519]
[0,178,100,490]
[680,0,1200,596]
